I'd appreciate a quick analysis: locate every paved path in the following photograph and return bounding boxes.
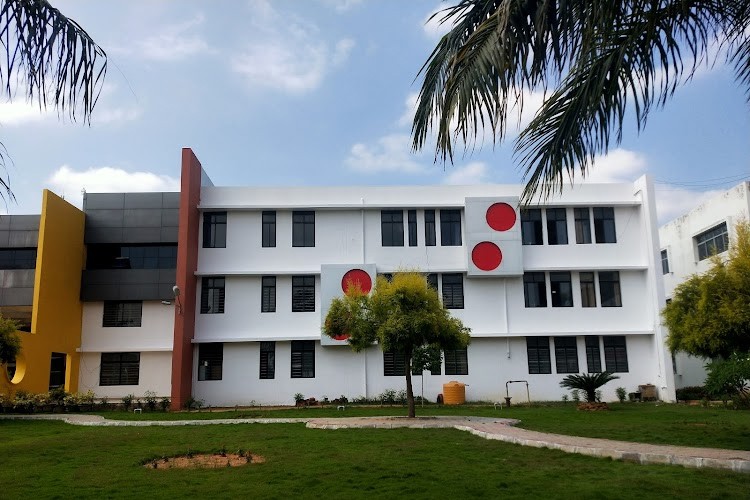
[3,414,749,473]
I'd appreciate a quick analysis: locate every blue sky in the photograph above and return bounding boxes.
[0,0,747,223]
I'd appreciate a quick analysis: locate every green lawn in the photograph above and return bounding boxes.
[0,419,748,499]
[92,403,750,450]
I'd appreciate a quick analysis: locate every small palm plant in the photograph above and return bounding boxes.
[560,372,619,403]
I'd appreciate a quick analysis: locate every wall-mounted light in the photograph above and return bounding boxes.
[172,285,183,314]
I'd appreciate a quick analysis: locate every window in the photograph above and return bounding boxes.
[574,208,592,244]
[585,336,602,372]
[661,249,670,274]
[526,337,551,374]
[103,301,142,327]
[291,340,315,378]
[86,244,177,269]
[599,271,622,307]
[696,222,729,261]
[580,272,597,308]
[381,210,404,246]
[200,277,225,314]
[424,210,436,246]
[260,341,275,379]
[384,351,406,376]
[445,349,468,375]
[203,212,227,248]
[521,209,543,245]
[262,211,276,248]
[261,276,276,313]
[408,210,417,247]
[0,248,36,269]
[523,272,547,307]
[550,272,573,307]
[546,208,568,245]
[292,275,315,312]
[292,211,315,247]
[442,273,464,309]
[440,209,462,246]
[593,207,616,243]
[49,353,66,390]
[99,352,139,386]
[603,336,629,372]
[426,273,438,291]
[198,343,223,381]
[554,337,579,373]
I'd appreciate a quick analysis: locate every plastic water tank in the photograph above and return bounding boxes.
[442,381,466,405]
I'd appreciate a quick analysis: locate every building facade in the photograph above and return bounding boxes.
[659,182,750,388]
[2,149,677,406]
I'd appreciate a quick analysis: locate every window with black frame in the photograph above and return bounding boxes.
[262,211,276,248]
[292,276,315,312]
[381,210,404,246]
[291,340,315,378]
[546,208,568,245]
[440,209,462,246]
[292,211,315,247]
[441,273,464,309]
[203,212,227,248]
[198,343,223,381]
[521,209,543,245]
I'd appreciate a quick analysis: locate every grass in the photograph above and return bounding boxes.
[1,419,748,499]
[91,403,750,450]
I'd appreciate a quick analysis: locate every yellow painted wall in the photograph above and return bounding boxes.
[0,190,85,394]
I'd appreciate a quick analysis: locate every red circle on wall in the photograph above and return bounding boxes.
[472,242,503,271]
[341,269,372,294]
[486,203,516,231]
[333,334,350,341]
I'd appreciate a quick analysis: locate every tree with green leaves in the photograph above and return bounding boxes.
[662,220,750,359]
[324,272,471,418]
[560,372,619,403]
[0,315,21,388]
[0,0,107,201]
[413,1,750,201]
[411,344,442,406]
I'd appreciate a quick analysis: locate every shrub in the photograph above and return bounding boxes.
[675,386,707,401]
[615,387,627,403]
[121,394,134,410]
[143,390,158,411]
[48,387,67,405]
[184,396,204,410]
[570,389,580,403]
[561,394,569,404]
[159,397,170,411]
[560,372,619,403]
[293,393,305,404]
[380,389,396,405]
[704,353,750,405]
[396,389,407,404]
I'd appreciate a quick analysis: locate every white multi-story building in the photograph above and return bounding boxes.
[659,182,750,388]
[187,167,675,406]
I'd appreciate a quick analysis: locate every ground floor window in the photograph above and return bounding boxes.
[554,337,579,373]
[444,349,468,375]
[198,343,223,381]
[384,351,406,376]
[260,341,275,379]
[49,352,66,390]
[100,352,140,386]
[526,337,551,374]
[603,336,629,372]
[291,340,315,378]
[585,336,602,372]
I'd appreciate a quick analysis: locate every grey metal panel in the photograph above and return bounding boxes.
[124,192,164,209]
[1,270,36,288]
[84,227,125,244]
[8,231,38,247]
[122,227,162,243]
[157,269,177,283]
[120,283,159,300]
[84,193,125,210]
[86,209,125,228]
[162,192,180,208]
[0,287,34,306]
[161,209,179,227]
[81,284,121,301]
[157,283,177,299]
[0,231,10,247]
[9,216,40,231]
[124,209,163,228]
[160,227,178,242]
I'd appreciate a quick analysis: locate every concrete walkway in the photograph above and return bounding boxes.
[3,414,749,473]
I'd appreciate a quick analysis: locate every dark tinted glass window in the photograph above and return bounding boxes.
[550,272,573,307]
[381,210,404,246]
[696,222,728,261]
[261,276,276,313]
[198,343,223,381]
[291,340,315,378]
[424,210,436,246]
[661,249,670,274]
[442,273,464,309]
[426,273,438,291]
[440,209,462,246]
[103,301,142,327]
[86,244,177,269]
[554,337,579,373]
[593,207,616,243]
[0,248,36,269]
[574,208,592,244]
[599,271,622,307]
[603,336,628,372]
[546,208,568,245]
[585,336,602,372]
[408,210,417,247]
[445,349,468,375]
[384,351,406,376]
[580,272,597,307]
[521,209,543,245]
[100,352,140,386]
[292,211,315,247]
[260,341,275,379]
[523,272,547,307]
[200,277,225,314]
[262,211,276,248]
[203,212,227,248]
[526,337,551,374]
[49,353,66,389]
[292,275,315,312]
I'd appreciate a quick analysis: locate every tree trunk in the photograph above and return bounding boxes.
[405,351,415,418]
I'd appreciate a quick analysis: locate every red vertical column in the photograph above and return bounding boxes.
[170,148,203,410]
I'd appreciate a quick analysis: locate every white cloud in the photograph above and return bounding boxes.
[320,0,364,12]
[578,148,649,183]
[47,165,180,208]
[345,134,425,174]
[422,3,458,39]
[133,14,210,61]
[654,188,723,224]
[0,100,52,125]
[231,1,355,94]
[442,162,489,184]
[397,92,419,128]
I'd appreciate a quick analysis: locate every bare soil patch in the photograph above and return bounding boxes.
[144,453,265,469]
